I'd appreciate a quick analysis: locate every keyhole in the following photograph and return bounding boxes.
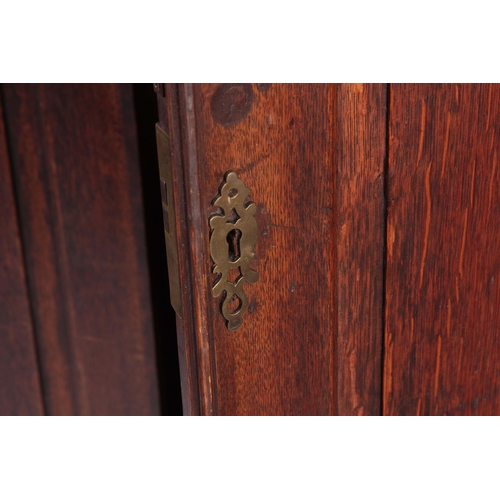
[227,228,242,262]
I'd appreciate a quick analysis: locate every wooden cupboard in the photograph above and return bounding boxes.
[157,83,500,415]
[2,83,499,416]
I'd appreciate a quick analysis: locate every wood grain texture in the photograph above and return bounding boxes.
[159,83,386,415]
[0,93,44,415]
[2,84,160,415]
[336,84,386,415]
[385,84,500,415]
[196,83,336,415]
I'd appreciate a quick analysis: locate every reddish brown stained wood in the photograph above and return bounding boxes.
[159,83,386,415]
[336,84,386,415]
[0,94,44,415]
[385,84,500,415]
[157,84,201,416]
[178,84,217,415]
[3,84,160,415]
[196,84,336,415]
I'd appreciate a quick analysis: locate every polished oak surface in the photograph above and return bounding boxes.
[159,84,386,415]
[385,84,500,415]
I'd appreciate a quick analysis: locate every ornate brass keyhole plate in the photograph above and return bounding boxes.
[209,171,258,331]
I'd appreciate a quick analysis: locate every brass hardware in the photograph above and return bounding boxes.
[210,172,258,331]
[153,83,165,97]
[156,123,182,317]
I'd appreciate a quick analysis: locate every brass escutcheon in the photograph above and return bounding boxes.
[209,171,258,331]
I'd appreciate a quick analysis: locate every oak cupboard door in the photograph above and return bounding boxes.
[157,83,387,415]
[158,83,500,416]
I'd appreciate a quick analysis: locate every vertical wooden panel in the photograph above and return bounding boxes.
[3,84,160,415]
[195,84,337,415]
[385,84,500,415]
[336,84,387,415]
[0,93,44,415]
[159,83,386,415]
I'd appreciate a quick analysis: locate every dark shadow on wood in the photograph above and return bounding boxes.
[133,84,183,416]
